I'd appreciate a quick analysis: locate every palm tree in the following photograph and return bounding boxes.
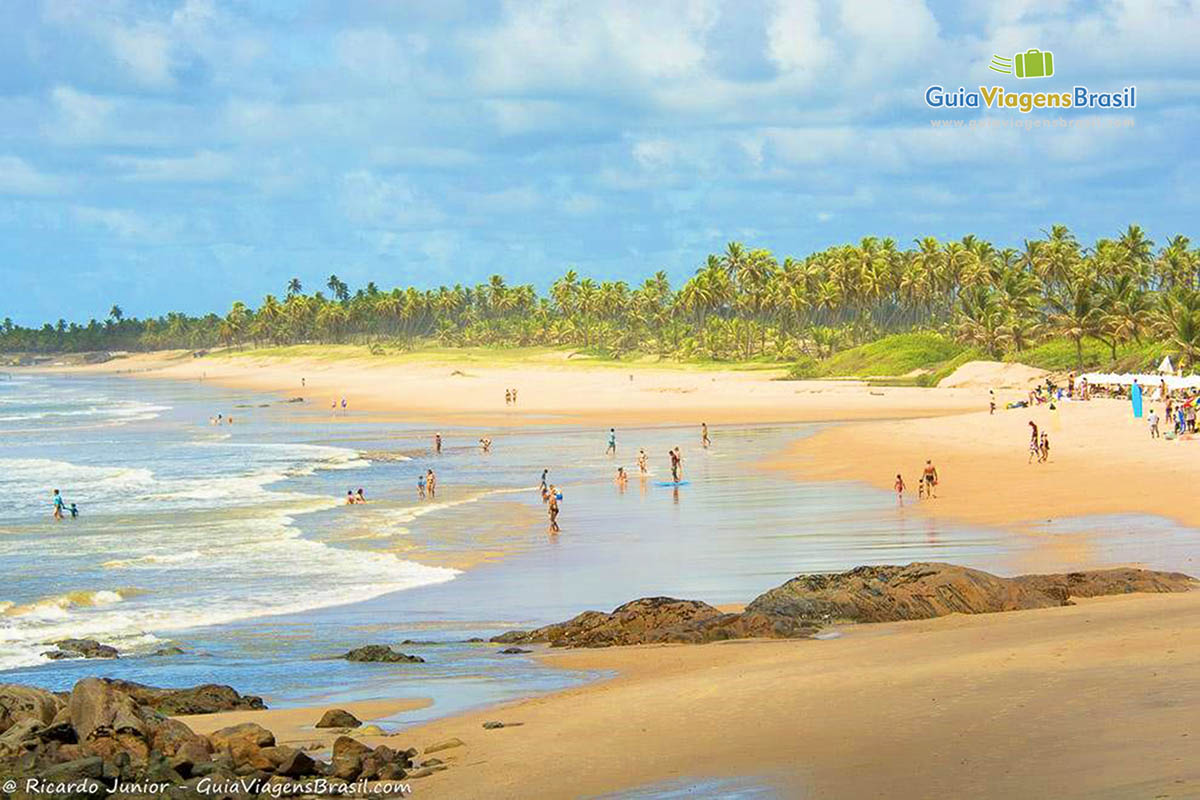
[1048,277,1102,368]
[287,278,303,297]
[109,305,123,322]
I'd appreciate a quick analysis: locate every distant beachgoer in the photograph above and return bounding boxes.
[355,488,367,503]
[921,460,938,498]
[331,401,337,413]
[302,377,306,387]
[512,388,518,405]
[417,473,426,499]
[1027,420,1039,463]
[227,415,233,425]
[616,467,628,488]
[427,469,437,499]
[636,449,648,475]
[1068,372,1075,398]
[479,437,492,453]
[434,433,442,454]
[606,428,616,455]
[1040,433,1050,463]
[668,450,680,483]
[52,490,65,520]
[1149,409,1160,439]
[505,389,511,406]
[69,503,78,519]
[346,490,356,505]
[548,486,560,533]
[341,398,347,412]
[673,447,684,480]
[701,423,710,449]
[894,474,906,505]
[989,389,996,415]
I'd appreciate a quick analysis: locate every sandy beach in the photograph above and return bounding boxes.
[187,591,1200,799]
[24,350,1200,798]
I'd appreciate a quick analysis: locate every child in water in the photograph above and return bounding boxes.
[69,503,79,518]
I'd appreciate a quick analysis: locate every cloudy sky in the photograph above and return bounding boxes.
[1,0,1197,324]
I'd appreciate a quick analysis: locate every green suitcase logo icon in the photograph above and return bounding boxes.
[1014,49,1053,79]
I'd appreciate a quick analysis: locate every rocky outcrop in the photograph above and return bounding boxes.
[41,639,119,660]
[341,645,425,663]
[0,679,430,797]
[493,597,822,648]
[100,681,265,715]
[315,709,361,729]
[0,685,65,735]
[493,563,1196,648]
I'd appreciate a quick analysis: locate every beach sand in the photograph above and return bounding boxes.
[45,350,1200,796]
[189,592,1200,799]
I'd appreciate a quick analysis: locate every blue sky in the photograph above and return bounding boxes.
[1,0,1197,325]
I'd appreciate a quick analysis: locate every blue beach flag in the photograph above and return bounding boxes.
[1131,382,1143,418]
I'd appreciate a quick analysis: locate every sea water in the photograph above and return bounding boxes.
[3,372,1198,722]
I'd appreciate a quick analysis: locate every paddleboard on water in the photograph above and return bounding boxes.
[654,480,690,487]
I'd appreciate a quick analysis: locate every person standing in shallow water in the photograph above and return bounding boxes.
[701,423,710,449]
[51,489,65,520]
[606,428,616,455]
[547,486,561,533]
[921,460,938,498]
[434,433,442,454]
[894,473,906,505]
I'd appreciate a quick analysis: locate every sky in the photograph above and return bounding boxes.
[1,0,1197,325]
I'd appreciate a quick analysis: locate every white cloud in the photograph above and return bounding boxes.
[338,170,445,228]
[73,206,183,241]
[107,150,234,182]
[108,23,174,87]
[765,0,831,78]
[47,86,115,142]
[0,156,67,196]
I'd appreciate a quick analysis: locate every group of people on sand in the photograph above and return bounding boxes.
[1027,420,1051,463]
[1152,395,1197,438]
[51,489,79,520]
[504,389,519,406]
[893,459,939,505]
[331,397,348,414]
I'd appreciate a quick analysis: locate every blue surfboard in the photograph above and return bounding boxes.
[654,480,690,487]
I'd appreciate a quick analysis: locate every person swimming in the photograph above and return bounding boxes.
[355,488,367,503]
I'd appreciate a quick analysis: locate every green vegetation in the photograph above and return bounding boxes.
[3,225,1199,373]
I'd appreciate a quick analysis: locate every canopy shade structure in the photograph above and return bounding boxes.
[1080,372,1200,390]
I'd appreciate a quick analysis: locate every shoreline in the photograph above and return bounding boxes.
[185,590,1200,799]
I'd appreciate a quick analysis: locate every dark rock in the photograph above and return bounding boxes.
[315,709,362,729]
[340,645,425,663]
[208,722,275,769]
[276,748,316,778]
[482,721,505,729]
[0,684,65,735]
[68,678,153,761]
[330,736,371,780]
[420,757,443,767]
[150,646,186,657]
[45,639,120,659]
[102,680,266,715]
[498,647,531,654]
[491,597,736,648]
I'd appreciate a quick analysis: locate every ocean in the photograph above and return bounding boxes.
[2,371,1195,723]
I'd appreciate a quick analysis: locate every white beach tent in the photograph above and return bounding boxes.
[1158,356,1175,374]
[1079,371,1200,391]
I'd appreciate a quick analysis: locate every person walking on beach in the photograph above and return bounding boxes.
[51,489,65,520]
[547,486,561,533]
[540,468,549,499]
[1027,420,1040,464]
[606,428,617,455]
[701,423,711,449]
[434,433,442,454]
[921,460,938,498]
[505,389,511,406]
[636,449,648,475]
[989,389,996,415]
[894,473,906,505]
[1149,408,1160,439]
[512,388,518,405]
[426,469,437,499]
[1039,433,1050,463]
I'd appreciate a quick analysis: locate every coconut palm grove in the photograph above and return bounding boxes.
[4,224,1199,374]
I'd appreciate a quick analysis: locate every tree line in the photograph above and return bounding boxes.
[3,224,1199,369]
